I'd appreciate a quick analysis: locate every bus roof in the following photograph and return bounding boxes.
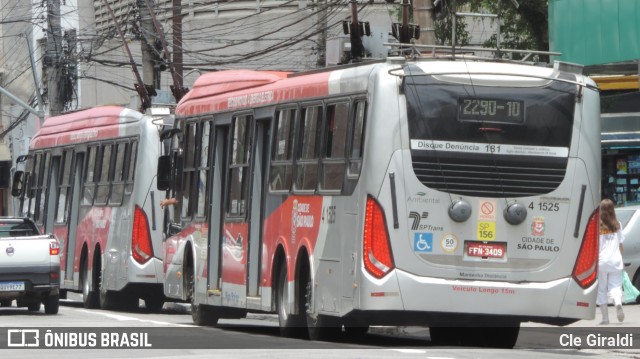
[176,69,336,116]
[31,106,145,149]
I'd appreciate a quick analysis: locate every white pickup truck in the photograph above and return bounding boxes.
[0,217,61,314]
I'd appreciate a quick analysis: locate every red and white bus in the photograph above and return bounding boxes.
[158,57,601,347]
[13,106,169,311]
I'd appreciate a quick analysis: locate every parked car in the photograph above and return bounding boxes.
[0,217,61,314]
[615,205,640,289]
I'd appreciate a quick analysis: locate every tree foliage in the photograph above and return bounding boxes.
[434,0,549,60]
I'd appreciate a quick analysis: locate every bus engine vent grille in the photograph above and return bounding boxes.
[411,156,568,198]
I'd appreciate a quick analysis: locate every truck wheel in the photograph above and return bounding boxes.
[44,295,60,314]
[27,302,40,312]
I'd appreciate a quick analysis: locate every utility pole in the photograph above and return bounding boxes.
[45,0,64,116]
[316,0,327,68]
[413,0,436,46]
[137,0,159,92]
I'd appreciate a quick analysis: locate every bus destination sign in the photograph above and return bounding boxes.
[457,97,525,124]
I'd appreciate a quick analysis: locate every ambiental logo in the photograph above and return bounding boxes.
[6,246,14,256]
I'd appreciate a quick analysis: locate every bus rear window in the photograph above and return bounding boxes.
[404,74,576,149]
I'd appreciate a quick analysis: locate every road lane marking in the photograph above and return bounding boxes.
[77,309,196,327]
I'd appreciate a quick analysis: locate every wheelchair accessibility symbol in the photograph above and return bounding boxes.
[414,233,433,253]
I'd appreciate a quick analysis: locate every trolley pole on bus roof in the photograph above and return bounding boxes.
[142,0,188,102]
[100,0,152,111]
[0,86,44,123]
[391,0,420,46]
[341,0,370,63]
[413,0,436,46]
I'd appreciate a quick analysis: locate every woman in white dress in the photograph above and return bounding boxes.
[598,198,625,324]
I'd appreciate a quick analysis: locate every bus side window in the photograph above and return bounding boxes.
[109,142,127,206]
[95,144,113,206]
[125,142,137,194]
[181,122,197,219]
[227,115,252,217]
[348,100,367,177]
[320,102,349,192]
[295,105,322,192]
[83,146,99,206]
[55,149,74,224]
[34,152,51,224]
[25,154,39,217]
[269,108,295,192]
[195,121,212,218]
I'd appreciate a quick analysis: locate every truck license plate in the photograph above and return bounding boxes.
[0,281,25,291]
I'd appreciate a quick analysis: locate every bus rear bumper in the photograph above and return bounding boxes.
[356,269,596,325]
[126,256,164,285]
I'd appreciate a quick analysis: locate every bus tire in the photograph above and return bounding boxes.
[188,264,218,326]
[144,296,164,313]
[303,262,341,341]
[44,294,59,315]
[191,303,219,326]
[429,327,461,346]
[276,263,303,337]
[81,254,99,309]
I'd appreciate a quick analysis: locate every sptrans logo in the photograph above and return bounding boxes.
[5,328,152,348]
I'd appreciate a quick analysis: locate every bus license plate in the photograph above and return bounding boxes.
[466,242,506,259]
[0,281,25,292]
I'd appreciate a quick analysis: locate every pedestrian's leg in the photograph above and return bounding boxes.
[599,305,609,325]
[610,271,624,322]
[597,271,610,324]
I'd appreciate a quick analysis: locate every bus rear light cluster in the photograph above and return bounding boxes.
[572,209,599,289]
[363,196,394,279]
[49,241,60,256]
[132,205,154,265]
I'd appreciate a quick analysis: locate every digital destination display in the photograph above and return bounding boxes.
[457,97,525,124]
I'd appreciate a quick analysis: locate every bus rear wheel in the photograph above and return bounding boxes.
[81,255,99,309]
[188,267,218,326]
[276,263,303,337]
[303,262,341,341]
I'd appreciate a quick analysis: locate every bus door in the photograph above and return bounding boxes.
[247,118,269,298]
[207,125,227,295]
[65,152,84,284]
[219,114,256,307]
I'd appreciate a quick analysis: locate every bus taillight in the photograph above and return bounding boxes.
[572,209,599,289]
[132,205,154,264]
[363,196,394,279]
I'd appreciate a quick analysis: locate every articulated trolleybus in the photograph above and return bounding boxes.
[13,106,169,311]
[159,56,600,347]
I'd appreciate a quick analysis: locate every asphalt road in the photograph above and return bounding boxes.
[0,294,638,358]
